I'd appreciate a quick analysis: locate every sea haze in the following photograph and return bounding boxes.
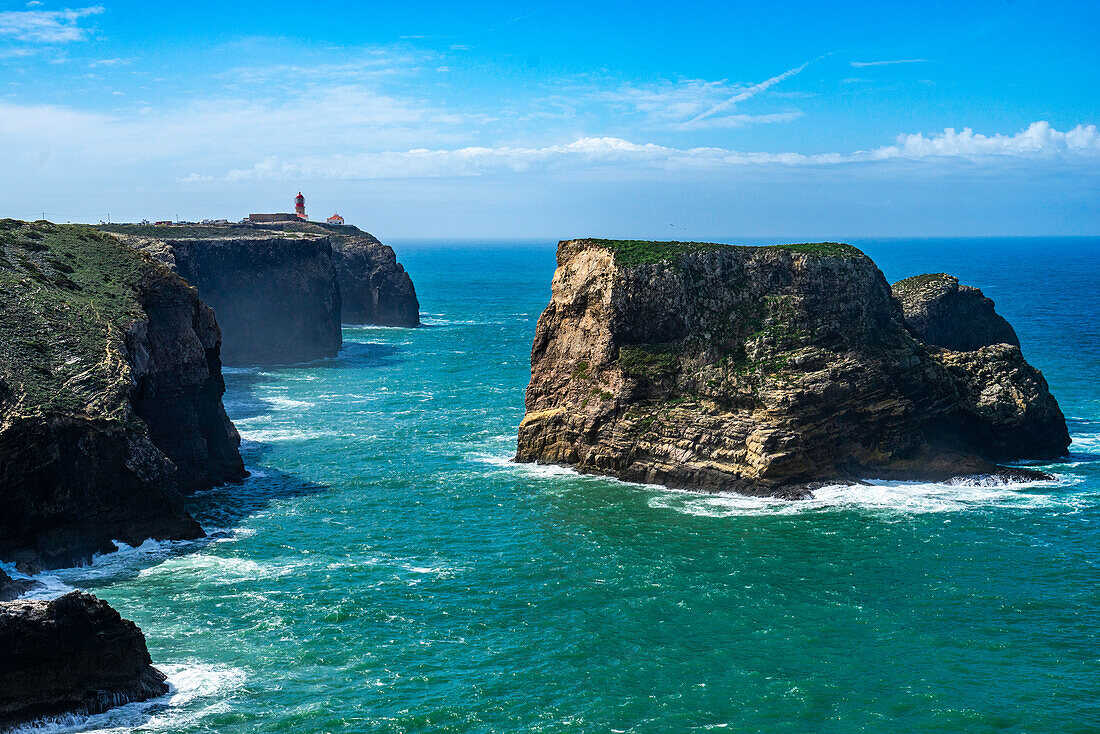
[11,237,1099,733]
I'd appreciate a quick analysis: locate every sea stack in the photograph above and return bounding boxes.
[515,239,1069,496]
[0,592,169,728]
[0,220,246,570]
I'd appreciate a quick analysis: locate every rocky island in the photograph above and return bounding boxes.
[0,220,246,571]
[0,592,168,728]
[516,239,1069,496]
[101,221,419,364]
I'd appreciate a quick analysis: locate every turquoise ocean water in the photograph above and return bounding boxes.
[9,238,1100,733]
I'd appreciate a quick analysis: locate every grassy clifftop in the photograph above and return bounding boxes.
[0,220,154,420]
[582,238,865,267]
[98,221,371,240]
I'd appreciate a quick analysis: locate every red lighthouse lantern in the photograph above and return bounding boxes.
[295,192,306,219]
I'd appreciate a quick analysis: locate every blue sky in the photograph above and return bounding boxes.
[2,0,1098,238]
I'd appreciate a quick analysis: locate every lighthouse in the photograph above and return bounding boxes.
[295,192,306,220]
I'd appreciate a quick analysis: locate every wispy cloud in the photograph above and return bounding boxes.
[0,85,482,170]
[90,56,131,67]
[219,45,439,88]
[185,122,1100,182]
[849,59,927,67]
[687,55,827,124]
[585,76,804,130]
[0,6,103,43]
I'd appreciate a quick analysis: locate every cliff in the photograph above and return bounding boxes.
[102,222,420,363]
[894,273,1069,460]
[116,232,343,365]
[328,228,420,326]
[0,220,246,570]
[892,273,1020,351]
[0,592,168,728]
[515,239,1069,496]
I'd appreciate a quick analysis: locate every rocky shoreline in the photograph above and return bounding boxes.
[0,592,168,729]
[0,217,423,727]
[516,239,1069,495]
[0,221,247,573]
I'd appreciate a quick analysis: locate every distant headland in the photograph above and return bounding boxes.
[98,193,421,364]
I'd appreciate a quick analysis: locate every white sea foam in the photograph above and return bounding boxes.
[470,446,1088,518]
[219,366,259,376]
[235,426,330,443]
[259,395,315,411]
[136,553,301,583]
[1070,432,1100,453]
[8,663,248,734]
[471,451,582,480]
[648,474,1083,519]
[5,538,199,601]
[0,561,75,600]
[212,527,257,543]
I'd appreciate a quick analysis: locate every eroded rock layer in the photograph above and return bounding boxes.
[0,220,245,570]
[893,272,1020,351]
[515,239,1069,496]
[0,592,168,728]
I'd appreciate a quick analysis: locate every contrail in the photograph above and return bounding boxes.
[688,53,830,124]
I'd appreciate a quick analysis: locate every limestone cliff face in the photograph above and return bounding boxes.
[893,273,1068,460]
[515,239,1068,496]
[893,273,1021,351]
[329,229,420,326]
[127,268,247,491]
[0,221,245,570]
[0,592,168,728]
[164,235,342,365]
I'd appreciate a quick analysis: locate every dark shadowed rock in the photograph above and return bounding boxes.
[0,221,245,571]
[0,592,168,728]
[892,273,1020,351]
[0,570,37,602]
[102,221,421,362]
[162,235,342,365]
[515,239,1069,496]
[329,229,420,327]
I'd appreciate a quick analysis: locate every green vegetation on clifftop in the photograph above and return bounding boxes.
[0,220,154,420]
[760,242,865,258]
[584,238,865,267]
[586,239,732,266]
[98,221,371,240]
[892,273,953,290]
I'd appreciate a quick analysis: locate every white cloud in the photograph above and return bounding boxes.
[872,122,1100,159]
[683,111,804,130]
[0,85,481,170]
[203,122,1100,182]
[850,59,928,67]
[0,6,103,43]
[219,45,437,87]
